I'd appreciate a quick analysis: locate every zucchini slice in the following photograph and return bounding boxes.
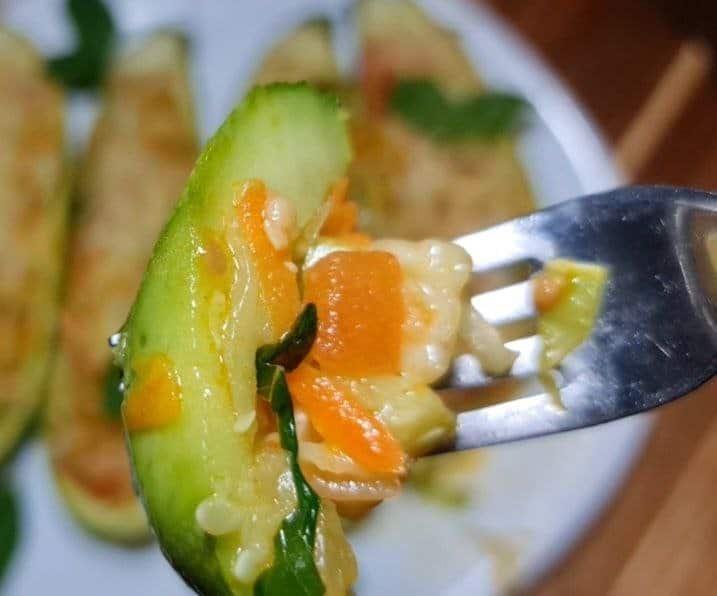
[46,33,198,542]
[0,29,68,462]
[118,84,354,595]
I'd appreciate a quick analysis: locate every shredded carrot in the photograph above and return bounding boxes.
[321,177,359,235]
[303,250,404,377]
[287,364,407,476]
[236,180,300,337]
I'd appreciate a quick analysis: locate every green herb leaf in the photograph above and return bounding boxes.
[254,306,324,596]
[0,485,19,585]
[47,0,116,89]
[256,304,318,372]
[103,362,124,419]
[389,79,527,142]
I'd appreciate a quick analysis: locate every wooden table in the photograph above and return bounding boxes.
[483,1,717,594]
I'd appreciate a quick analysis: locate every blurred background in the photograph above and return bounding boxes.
[486,1,717,595]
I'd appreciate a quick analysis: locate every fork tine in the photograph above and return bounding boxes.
[455,218,556,273]
[440,374,548,413]
[471,280,535,325]
[452,392,566,450]
[505,336,543,375]
[465,260,538,295]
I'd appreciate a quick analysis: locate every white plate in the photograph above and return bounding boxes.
[1,1,653,595]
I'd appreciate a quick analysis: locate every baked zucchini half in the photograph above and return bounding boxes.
[253,19,338,88]
[46,32,197,542]
[0,29,68,462]
[352,0,535,238]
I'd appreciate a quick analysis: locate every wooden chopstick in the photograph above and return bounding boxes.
[616,39,713,180]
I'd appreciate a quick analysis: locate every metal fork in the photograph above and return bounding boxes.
[441,185,717,450]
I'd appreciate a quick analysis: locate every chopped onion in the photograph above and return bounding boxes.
[459,305,517,376]
[307,473,401,502]
[298,442,375,480]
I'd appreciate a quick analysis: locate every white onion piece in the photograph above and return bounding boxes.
[307,471,401,502]
[298,442,375,480]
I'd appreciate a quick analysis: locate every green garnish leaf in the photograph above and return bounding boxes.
[255,305,324,596]
[0,485,19,585]
[254,516,325,596]
[256,304,318,372]
[389,79,527,142]
[103,362,124,419]
[47,0,116,89]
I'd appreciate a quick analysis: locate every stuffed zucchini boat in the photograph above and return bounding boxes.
[253,19,338,89]
[46,32,197,542]
[0,29,68,462]
[351,0,535,239]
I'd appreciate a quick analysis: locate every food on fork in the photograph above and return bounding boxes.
[46,33,197,542]
[113,83,528,595]
[0,29,68,462]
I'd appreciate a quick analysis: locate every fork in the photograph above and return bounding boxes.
[440,185,717,450]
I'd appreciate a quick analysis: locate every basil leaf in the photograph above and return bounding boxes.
[47,0,116,89]
[255,306,324,596]
[254,516,324,596]
[103,362,124,419]
[0,485,19,585]
[256,304,318,372]
[389,79,527,142]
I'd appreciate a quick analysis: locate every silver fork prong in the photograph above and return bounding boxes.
[452,391,567,450]
[471,280,535,325]
[505,336,543,376]
[455,218,556,273]
[440,374,550,413]
[466,260,539,295]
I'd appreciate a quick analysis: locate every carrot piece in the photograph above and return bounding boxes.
[236,180,300,337]
[287,364,407,476]
[124,355,182,432]
[321,177,359,235]
[303,250,404,377]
